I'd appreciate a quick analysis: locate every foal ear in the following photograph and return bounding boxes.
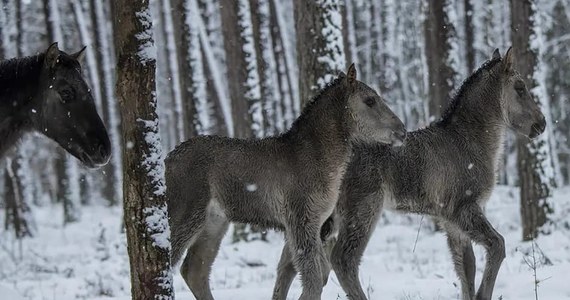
[71,46,87,63]
[503,46,514,73]
[492,48,501,60]
[346,63,357,88]
[45,42,60,69]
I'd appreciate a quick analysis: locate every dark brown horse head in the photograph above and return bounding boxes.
[32,43,111,168]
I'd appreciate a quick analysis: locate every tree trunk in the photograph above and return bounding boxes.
[90,0,122,206]
[220,0,263,139]
[511,0,555,241]
[4,157,34,238]
[294,0,346,105]
[464,0,475,73]
[112,0,174,298]
[423,0,458,120]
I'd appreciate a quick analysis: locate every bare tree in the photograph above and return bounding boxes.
[511,0,556,241]
[294,0,346,105]
[112,0,173,298]
[423,0,459,120]
[220,0,263,139]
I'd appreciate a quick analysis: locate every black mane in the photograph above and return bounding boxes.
[438,57,502,124]
[0,54,44,84]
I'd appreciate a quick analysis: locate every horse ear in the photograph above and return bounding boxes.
[503,46,514,73]
[492,48,501,60]
[338,71,346,79]
[71,46,87,63]
[346,63,357,87]
[45,42,60,69]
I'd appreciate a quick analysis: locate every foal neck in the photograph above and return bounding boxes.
[283,85,351,160]
[0,55,44,157]
[438,77,507,168]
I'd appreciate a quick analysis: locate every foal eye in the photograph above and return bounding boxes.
[364,97,376,107]
[59,90,74,103]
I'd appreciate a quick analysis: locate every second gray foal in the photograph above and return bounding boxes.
[273,48,547,300]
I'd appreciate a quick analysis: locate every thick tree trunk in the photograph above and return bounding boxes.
[112,0,174,299]
[220,0,263,138]
[424,0,457,120]
[511,0,554,241]
[294,0,346,106]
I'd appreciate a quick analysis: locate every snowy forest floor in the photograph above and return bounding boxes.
[1,186,569,300]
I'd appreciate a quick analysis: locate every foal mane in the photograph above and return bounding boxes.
[283,76,346,136]
[438,57,502,124]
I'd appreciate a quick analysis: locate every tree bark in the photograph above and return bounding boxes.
[294,0,346,106]
[112,0,174,298]
[220,0,263,138]
[464,0,475,72]
[3,157,34,238]
[511,0,554,241]
[424,0,457,120]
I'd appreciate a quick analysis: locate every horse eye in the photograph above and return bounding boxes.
[515,86,525,96]
[59,90,74,103]
[364,97,376,107]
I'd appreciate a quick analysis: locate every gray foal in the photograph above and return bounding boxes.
[273,48,547,300]
[166,65,406,300]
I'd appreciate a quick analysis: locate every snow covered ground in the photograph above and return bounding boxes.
[1,186,569,300]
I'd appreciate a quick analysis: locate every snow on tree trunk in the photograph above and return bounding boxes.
[220,0,263,138]
[511,0,556,241]
[91,0,123,206]
[294,0,346,105]
[343,0,358,68]
[238,0,263,138]
[185,0,213,135]
[424,0,460,121]
[161,0,186,143]
[71,0,103,114]
[4,157,35,239]
[112,1,173,298]
[545,0,570,185]
[252,0,281,136]
[269,0,293,129]
[63,156,81,223]
[273,0,300,116]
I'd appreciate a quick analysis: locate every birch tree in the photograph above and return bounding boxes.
[112,0,173,298]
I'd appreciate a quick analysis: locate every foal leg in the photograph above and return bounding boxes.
[272,240,298,300]
[453,204,505,300]
[331,195,382,300]
[272,217,338,300]
[180,204,229,300]
[288,217,328,300]
[441,221,476,300]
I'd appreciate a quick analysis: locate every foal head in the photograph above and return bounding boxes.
[492,47,546,138]
[342,64,406,146]
[32,43,111,168]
